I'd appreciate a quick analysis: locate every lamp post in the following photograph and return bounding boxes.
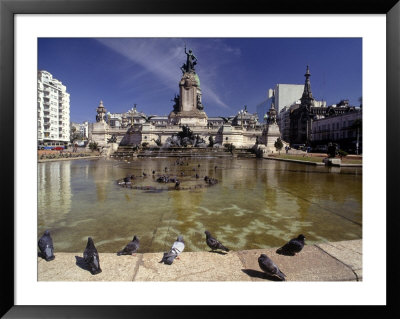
[356,126,359,155]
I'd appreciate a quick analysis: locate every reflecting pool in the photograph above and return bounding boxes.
[37,157,362,253]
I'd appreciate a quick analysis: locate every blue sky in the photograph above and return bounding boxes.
[38,38,362,123]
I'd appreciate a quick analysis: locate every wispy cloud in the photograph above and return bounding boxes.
[95,38,240,110]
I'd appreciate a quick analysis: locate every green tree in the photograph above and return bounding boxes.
[338,149,348,158]
[88,141,98,152]
[274,138,283,154]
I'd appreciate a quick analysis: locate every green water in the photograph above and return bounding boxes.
[37,157,362,253]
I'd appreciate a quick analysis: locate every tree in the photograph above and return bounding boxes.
[70,126,81,143]
[88,141,98,152]
[274,138,283,154]
[338,149,348,158]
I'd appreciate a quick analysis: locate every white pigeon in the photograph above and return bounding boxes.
[160,235,185,265]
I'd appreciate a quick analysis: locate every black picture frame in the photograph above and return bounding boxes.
[1,0,398,317]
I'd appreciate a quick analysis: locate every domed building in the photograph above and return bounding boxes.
[88,47,264,155]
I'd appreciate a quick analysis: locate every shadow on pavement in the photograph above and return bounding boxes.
[75,256,90,272]
[241,269,284,281]
[275,248,296,256]
[208,250,228,255]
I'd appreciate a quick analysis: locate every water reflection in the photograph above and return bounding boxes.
[37,157,362,253]
[38,161,72,226]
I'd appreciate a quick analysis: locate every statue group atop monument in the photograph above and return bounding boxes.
[181,46,197,74]
[168,46,207,126]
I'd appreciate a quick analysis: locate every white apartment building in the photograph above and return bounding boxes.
[71,121,89,139]
[38,70,70,144]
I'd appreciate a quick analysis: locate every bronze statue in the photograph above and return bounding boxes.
[181,46,197,73]
[171,94,180,113]
[196,94,204,110]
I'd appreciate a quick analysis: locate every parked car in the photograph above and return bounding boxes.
[291,144,305,150]
[313,145,328,152]
[38,142,66,150]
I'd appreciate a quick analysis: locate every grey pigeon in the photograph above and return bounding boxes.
[83,237,102,275]
[117,235,140,256]
[258,254,286,281]
[204,230,229,252]
[159,235,185,265]
[276,234,306,256]
[38,230,55,261]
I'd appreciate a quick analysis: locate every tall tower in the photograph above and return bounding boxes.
[300,65,315,108]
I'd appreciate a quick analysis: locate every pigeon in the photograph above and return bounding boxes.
[276,234,306,256]
[83,237,102,275]
[258,254,286,281]
[117,235,140,256]
[204,230,229,252]
[38,230,55,261]
[159,235,185,265]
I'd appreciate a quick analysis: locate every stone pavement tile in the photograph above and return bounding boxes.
[315,239,362,271]
[237,245,357,282]
[38,253,140,281]
[133,251,251,281]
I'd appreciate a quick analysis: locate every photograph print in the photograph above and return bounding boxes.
[37,37,362,282]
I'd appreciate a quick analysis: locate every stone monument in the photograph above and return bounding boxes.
[90,100,110,147]
[261,101,283,153]
[168,47,208,126]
